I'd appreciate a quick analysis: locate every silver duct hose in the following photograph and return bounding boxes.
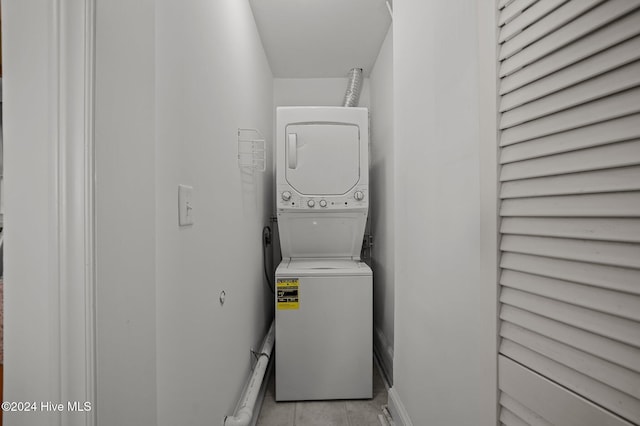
[342,68,363,107]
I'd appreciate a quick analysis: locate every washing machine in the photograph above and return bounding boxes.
[275,106,372,401]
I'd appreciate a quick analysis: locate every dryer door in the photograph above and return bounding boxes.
[285,123,360,195]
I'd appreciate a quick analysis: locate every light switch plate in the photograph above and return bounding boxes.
[178,184,194,226]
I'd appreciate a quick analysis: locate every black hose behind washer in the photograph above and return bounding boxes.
[262,226,274,293]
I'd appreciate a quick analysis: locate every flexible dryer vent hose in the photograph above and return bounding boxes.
[342,68,363,107]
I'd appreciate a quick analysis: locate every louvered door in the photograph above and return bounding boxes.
[497,1,640,425]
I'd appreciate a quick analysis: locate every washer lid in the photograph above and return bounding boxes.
[277,258,372,277]
[278,211,367,259]
[285,123,360,195]
[289,258,361,269]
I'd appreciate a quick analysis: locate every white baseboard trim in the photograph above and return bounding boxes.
[373,326,394,385]
[388,387,414,426]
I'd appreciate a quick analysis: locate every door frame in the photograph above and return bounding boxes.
[55,1,97,425]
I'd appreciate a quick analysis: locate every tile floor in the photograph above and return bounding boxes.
[256,364,387,426]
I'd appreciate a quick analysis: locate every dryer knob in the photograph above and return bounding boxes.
[281,191,292,201]
[354,191,365,201]
[307,200,316,208]
[319,200,327,208]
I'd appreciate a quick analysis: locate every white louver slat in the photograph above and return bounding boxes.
[500,166,640,198]
[499,1,637,73]
[500,217,640,242]
[499,0,516,11]
[499,0,569,43]
[499,0,541,26]
[500,87,640,146]
[500,60,640,128]
[497,1,640,425]
[499,0,605,62]
[501,139,640,180]
[500,114,640,162]
[499,35,640,111]
[498,8,640,93]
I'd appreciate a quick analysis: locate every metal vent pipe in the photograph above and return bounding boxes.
[342,68,363,107]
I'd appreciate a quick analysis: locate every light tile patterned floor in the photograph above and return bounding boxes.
[256,364,387,426]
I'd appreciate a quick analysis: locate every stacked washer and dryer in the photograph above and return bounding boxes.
[275,106,373,402]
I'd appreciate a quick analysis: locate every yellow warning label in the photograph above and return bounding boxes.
[277,279,299,310]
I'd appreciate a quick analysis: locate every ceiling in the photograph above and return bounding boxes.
[249,0,392,78]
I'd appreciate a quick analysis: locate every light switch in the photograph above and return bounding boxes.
[178,184,194,226]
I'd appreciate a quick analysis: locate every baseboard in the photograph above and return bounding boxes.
[373,326,394,385]
[388,387,413,426]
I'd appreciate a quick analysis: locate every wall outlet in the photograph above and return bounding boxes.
[178,184,194,226]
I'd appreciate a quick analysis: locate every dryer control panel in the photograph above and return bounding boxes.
[277,185,368,211]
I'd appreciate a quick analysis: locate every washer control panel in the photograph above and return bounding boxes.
[277,185,368,210]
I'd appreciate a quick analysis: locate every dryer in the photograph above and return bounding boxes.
[275,106,372,401]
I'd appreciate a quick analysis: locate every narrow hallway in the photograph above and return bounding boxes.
[5,2,640,426]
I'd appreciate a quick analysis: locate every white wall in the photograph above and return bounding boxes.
[390,1,497,425]
[94,0,157,424]
[369,26,395,383]
[93,2,274,424]
[2,2,58,424]
[155,1,274,425]
[274,78,370,108]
